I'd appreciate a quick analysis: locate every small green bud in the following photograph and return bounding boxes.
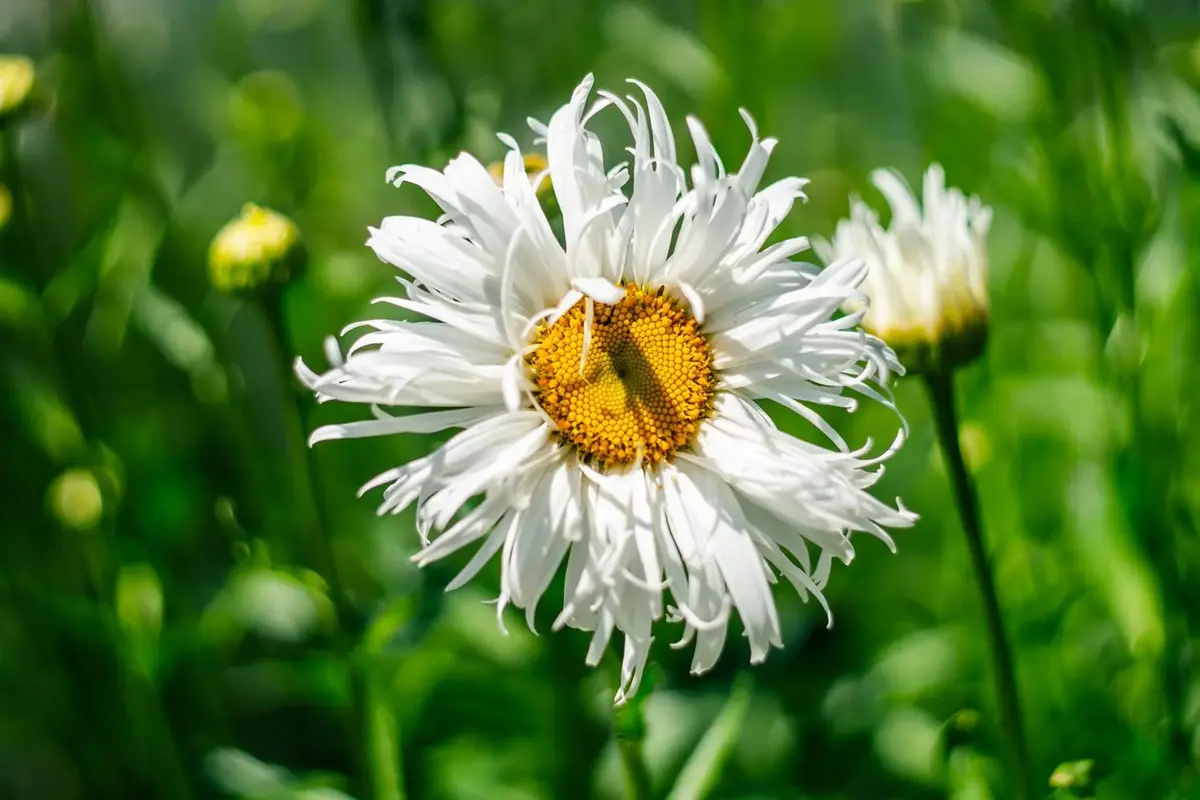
[1049,759,1094,791]
[0,55,35,123]
[937,708,981,766]
[115,563,164,641]
[208,204,303,295]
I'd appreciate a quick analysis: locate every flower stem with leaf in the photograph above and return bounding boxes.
[209,205,404,800]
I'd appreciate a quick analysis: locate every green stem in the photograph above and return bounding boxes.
[612,672,654,800]
[546,636,607,797]
[260,292,341,595]
[666,673,754,800]
[363,660,406,800]
[125,661,195,800]
[259,291,403,800]
[617,732,654,800]
[2,128,41,279]
[924,370,1033,800]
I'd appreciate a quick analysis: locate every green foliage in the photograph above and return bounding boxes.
[2,0,1200,798]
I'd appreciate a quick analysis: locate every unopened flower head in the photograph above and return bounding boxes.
[208,204,303,295]
[299,76,916,702]
[815,165,991,375]
[0,55,35,123]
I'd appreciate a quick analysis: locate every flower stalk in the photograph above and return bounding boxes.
[614,700,654,800]
[611,661,661,800]
[924,369,1032,800]
[208,205,404,800]
[260,292,404,800]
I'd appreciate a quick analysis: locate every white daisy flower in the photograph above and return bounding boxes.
[298,75,917,702]
[814,164,992,374]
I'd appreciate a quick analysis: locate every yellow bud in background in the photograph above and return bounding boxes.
[0,55,35,123]
[208,204,303,295]
[488,152,557,217]
[48,468,104,531]
[0,184,11,230]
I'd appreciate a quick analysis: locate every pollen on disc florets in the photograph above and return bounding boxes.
[528,284,715,470]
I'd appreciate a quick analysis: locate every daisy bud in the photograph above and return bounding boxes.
[0,55,35,124]
[208,204,304,295]
[816,164,991,375]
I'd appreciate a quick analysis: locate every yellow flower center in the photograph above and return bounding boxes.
[528,284,714,469]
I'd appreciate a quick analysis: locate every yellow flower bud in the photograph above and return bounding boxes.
[208,204,303,295]
[48,468,104,531]
[0,55,35,123]
[0,184,11,230]
[488,151,557,216]
[816,164,990,376]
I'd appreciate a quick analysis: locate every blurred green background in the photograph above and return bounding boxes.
[4,0,1200,798]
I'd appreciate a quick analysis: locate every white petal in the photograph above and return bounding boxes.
[571,276,625,304]
[309,406,503,446]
